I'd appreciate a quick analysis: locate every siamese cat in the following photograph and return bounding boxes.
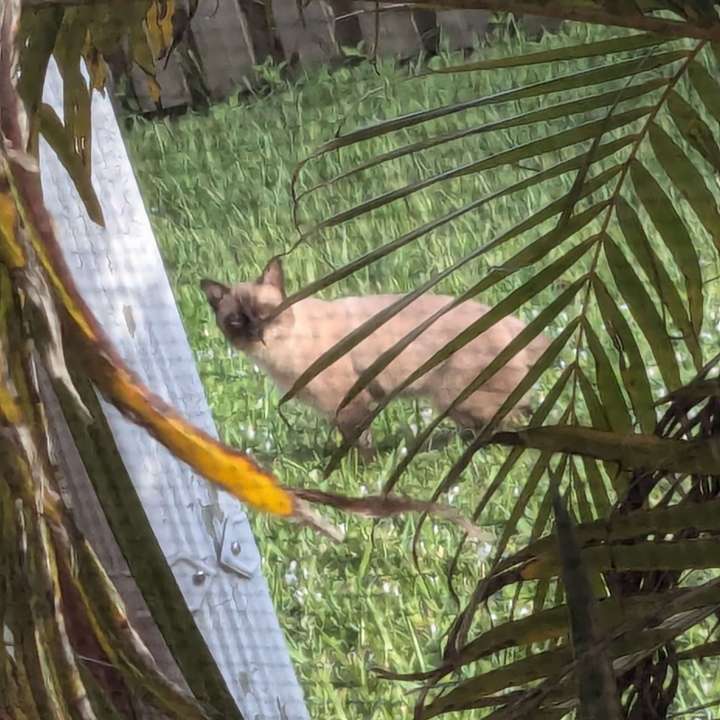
[201,258,548,458]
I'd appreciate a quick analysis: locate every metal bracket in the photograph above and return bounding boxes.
[166,553,216,612]
[218,514,259,579]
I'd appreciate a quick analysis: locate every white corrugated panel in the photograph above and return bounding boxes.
[40,57,309,720]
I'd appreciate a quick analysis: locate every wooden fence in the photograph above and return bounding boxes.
[116,1,561,111]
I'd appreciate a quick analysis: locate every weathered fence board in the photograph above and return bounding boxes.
[120,4,565,122]
[190,0,257,98]
[414,8,439,53]
[237,0,284,64]
[436,9,491,49]
[130,48,190,112]
[327,0,363,50]
[272,0,340,64]
[355,4,423,58]
[521,14,564,38]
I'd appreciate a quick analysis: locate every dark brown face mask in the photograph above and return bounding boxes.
[201,257,287,347]
[222,304,265,344]
[200,278,267,345]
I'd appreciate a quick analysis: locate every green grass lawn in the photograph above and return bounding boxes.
[125,22,720,719]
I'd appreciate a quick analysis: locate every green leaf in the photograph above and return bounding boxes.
[37,104,104,225]
[592,275,656,433]
[677,640,720,662]
[550,487,622,720]
[299,50,686,150]
[428,585,720,718]
[688,59,720,125]
[443,371,574,656]
[304,107,650,234]
[430,33,670,74]
[332,201,601,413]
[496,453,555,580]
[497,497,720,583]
[17,6,62,153]
[530,484,557,613]
[523,538,720,580]
[649,121,720,254]
[381,301,583,497]
[325,236,597,466]
[448,413,566,620]
[603,232,682,392]
[462,365,575,522]
[576,368,628,495]
[570,498,720,563]
[52,10,103,225]
[615,196,702,369]
[490,425,718,475]
[667,89,720,173]
[458,591,674,667]
[583,320,632,433]
[572,473,593,525]
[287,147,625,309]
[281,196,607,410]
[629,160,704,338]
[300,79,665,195]
[577,367,610,430]
[581,457,612,520]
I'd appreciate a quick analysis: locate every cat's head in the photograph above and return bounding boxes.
[201,257,289,349]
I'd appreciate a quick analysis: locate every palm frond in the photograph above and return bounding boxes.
[287,25,720,717]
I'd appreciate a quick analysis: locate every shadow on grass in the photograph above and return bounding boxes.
[254,425,473,467]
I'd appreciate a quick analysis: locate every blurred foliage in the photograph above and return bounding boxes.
[3,0,720,719]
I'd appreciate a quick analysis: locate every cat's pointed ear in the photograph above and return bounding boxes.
[257,256,285,297]
[200,279,230,311]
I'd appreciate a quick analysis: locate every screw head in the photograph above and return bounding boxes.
[192,570,206,586]
[231,541,241,556]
